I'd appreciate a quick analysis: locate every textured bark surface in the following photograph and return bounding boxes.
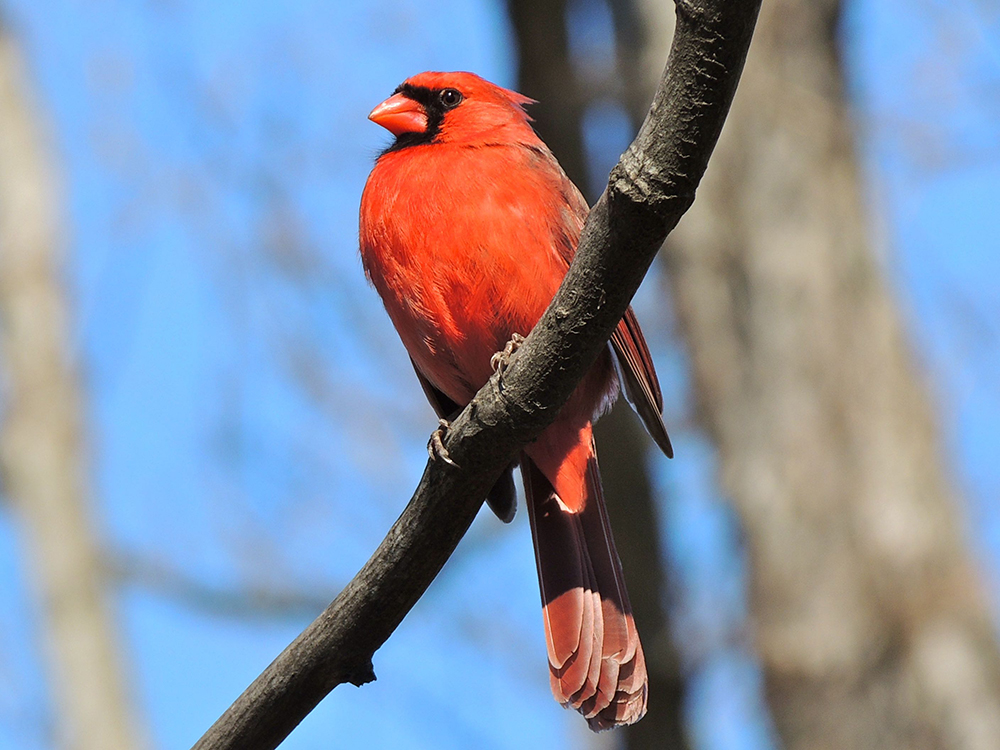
[664,1,1000,748]
[508,1,690,746]
[0,19,144,750]
[193,2,761,746]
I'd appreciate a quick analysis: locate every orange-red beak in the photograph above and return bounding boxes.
[368,93,427,136]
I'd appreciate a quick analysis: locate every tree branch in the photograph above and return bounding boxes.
[192,2,761,748]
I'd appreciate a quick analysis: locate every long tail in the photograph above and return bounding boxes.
[522,440,647,730]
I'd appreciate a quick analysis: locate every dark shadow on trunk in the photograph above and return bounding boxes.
[507,1,690,746]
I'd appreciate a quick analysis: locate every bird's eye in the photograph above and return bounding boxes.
[439,88,463,108]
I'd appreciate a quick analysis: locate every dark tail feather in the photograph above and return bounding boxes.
[522,449,648,730]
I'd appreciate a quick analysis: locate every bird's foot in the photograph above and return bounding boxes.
[427,418,459,468]
[490,333,526,384]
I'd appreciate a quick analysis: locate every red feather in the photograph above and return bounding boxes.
[359,71,670,729]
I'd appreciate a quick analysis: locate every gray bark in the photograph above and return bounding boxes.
[664,1,1000,748]
[0,19,144,750]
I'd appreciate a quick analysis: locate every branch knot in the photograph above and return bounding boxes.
[346,660,376,687]
[609,148,693,224]
[674,0,723,28]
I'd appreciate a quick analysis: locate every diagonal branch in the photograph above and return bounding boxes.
[192,1,761,748]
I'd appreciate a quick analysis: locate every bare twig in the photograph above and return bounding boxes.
[192,2,761,748]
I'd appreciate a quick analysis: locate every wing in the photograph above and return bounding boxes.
[610,311,673,458]
[410,356,460,420]
[547,157,673,458]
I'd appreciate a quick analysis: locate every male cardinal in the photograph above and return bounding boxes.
[359,71,671,730]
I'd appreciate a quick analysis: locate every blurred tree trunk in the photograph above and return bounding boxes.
[595,405,688,750]
[663,1,1000,748]
[507,2,690,748]
[0,18,144,750]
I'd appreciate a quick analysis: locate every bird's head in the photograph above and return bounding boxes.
[368,71,537,152]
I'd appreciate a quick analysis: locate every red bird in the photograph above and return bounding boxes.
[359,71,671,730]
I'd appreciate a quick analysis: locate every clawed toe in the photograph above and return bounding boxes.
[427,418,459,467]
[490,333,526,385]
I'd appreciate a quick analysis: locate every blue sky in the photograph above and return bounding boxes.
[0,0,997,748]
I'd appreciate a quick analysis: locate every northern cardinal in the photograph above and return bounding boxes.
[359,71,671,730]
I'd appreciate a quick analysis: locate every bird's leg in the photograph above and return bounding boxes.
[490,333,526,389]
[428,418,459,467]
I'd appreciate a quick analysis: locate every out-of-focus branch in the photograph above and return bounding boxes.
[507,0,587,189]
[106,552,335,622]
[596,405,688,750]
[192,2,761,748]
[0,17,144,750]
[608,0,677,130]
